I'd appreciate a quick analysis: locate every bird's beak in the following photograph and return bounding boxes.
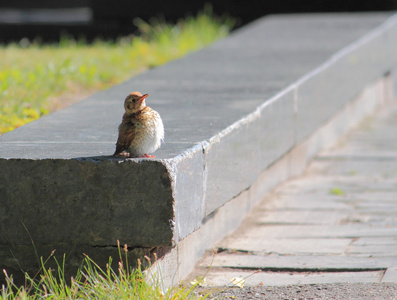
[139,94,149,102]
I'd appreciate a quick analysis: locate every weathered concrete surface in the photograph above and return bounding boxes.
[2,13,397,285]
[0,159,173,247]
[196,270,385,287]
[152,75,396,290]
[190,105,397,288]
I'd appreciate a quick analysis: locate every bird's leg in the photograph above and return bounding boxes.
[141,154,156,158]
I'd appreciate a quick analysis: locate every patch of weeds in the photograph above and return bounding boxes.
[1,241,208,300]
[329,187,345,196]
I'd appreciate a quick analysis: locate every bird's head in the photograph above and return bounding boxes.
[124,91,148,114]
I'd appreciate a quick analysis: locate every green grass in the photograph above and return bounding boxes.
[2,242,207,299]
[0,6,233,134]
[1,245,257,299]
[329,187,346,196]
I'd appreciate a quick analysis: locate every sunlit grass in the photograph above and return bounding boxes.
[329,187,346,196]
[0,6,233,134]
[1,242,208,300]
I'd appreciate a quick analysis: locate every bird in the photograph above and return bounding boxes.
[113,91,164,158]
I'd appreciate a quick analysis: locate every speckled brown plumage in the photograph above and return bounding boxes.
[113,91,164,158]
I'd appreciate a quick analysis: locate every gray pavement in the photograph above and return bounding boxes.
[190,104,397,298]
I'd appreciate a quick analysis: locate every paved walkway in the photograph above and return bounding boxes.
[189,104,397,298]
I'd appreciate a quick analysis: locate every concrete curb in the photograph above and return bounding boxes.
[1,13,397,284]
[152,76,396,290]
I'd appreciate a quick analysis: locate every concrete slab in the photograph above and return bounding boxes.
[215,238,352,255]
[353,237,397,246]
[200,253,387,270]
[382,267,397,283]
[276,175,397,195]
[255,210,351,225]
[256,194,353,211]
[347,245,397,256]
[309,159,397,177]
[349,192,397,202]
[199,270,384,287]
[347,238,397,256]
[228,224,397,239]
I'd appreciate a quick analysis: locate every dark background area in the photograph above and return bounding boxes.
[1,0,397,43]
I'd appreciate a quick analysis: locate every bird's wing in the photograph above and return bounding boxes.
[113,124,136,155]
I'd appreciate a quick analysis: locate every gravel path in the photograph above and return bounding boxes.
[196,283,397,299]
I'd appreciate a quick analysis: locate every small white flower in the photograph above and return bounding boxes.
[191,277,207,287]
[231,277,245,288]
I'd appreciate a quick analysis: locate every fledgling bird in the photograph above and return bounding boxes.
[113,91,164,158]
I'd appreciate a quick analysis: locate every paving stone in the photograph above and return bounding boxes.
[347,245,397,256]
[354,237,397,245]
[200,253,386,270]
[318,108,397,159]
[255,210,350,225]
[257,194,352,211]
[277,176,397,196]
[229,224,397,239]
[309,159,397,177]
[347,238,397,255]
[351,192,397,201]
[216,238,352,254]
[355,201,397,210]
[355,216,397,228]
[382,267,397,283]
[200,270,384,287]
